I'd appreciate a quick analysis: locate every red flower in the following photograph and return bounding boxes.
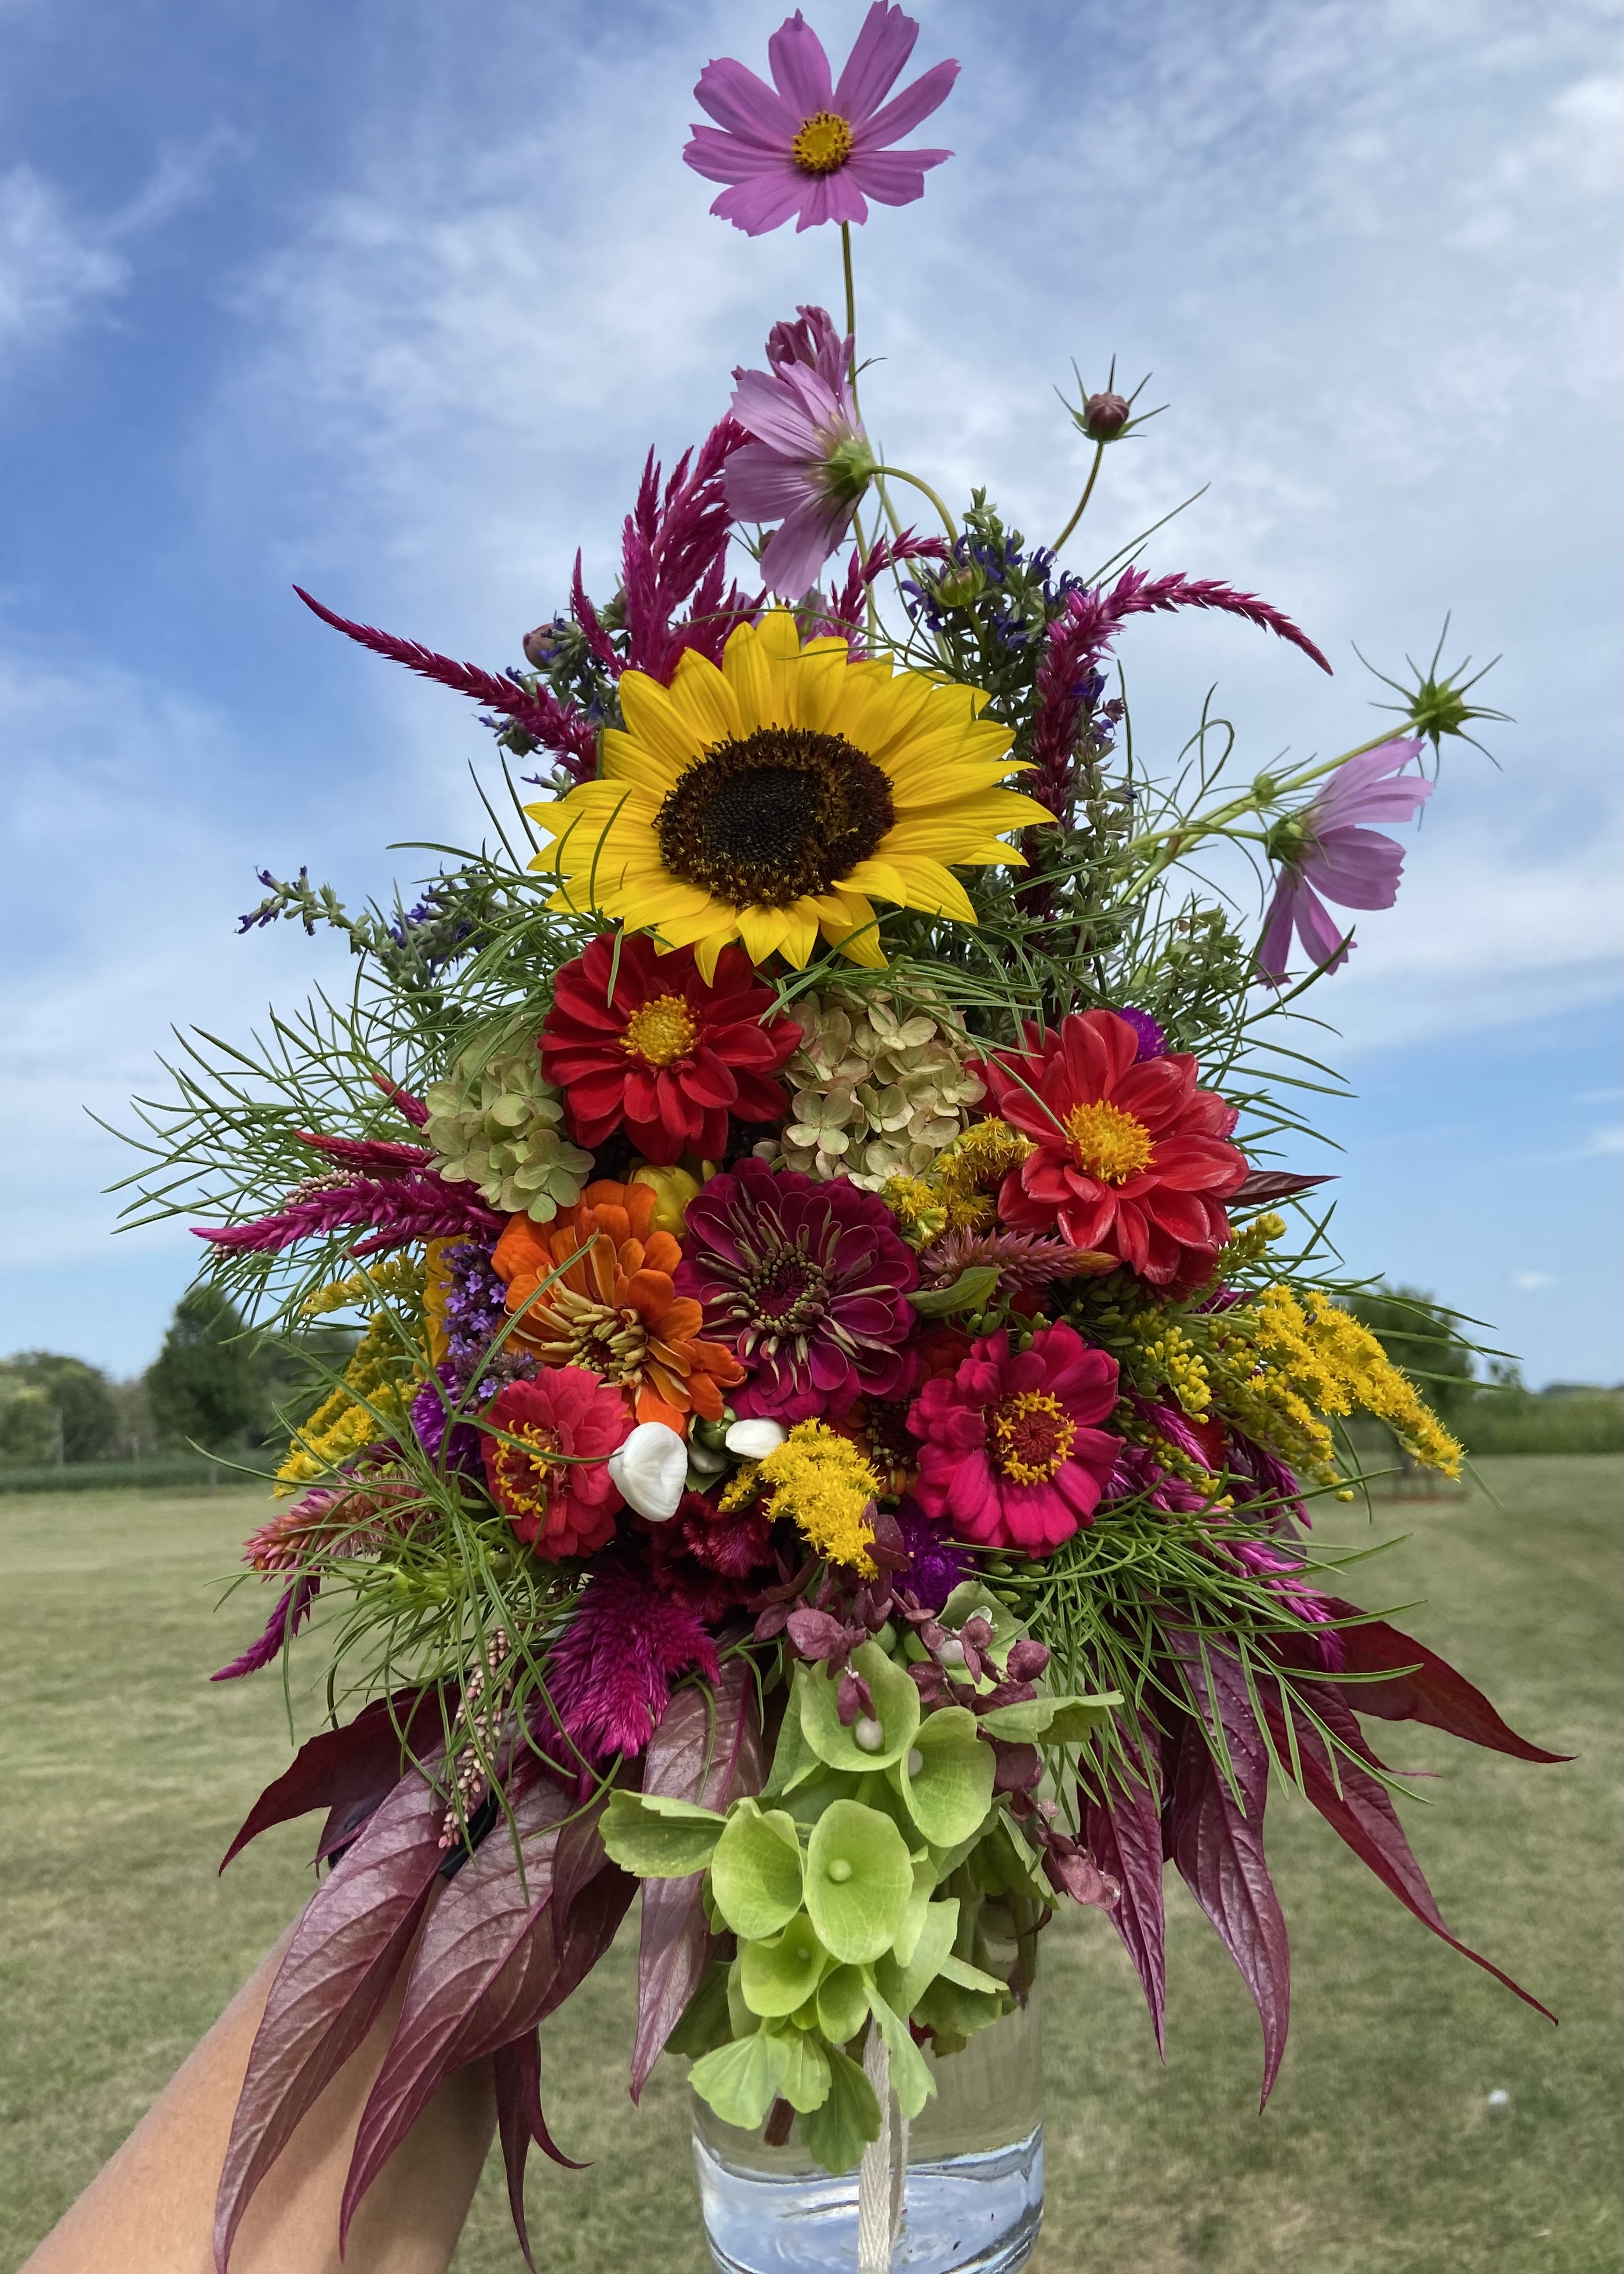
[985,1010,1247,1287]
[480,1368,631,1560]
[540,931,802,1165]
[907,1324,1120,1556]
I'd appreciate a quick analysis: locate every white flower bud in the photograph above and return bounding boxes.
[724,1418,789,1459]
[606,1422,688,1522]
[853,1716,887,1753]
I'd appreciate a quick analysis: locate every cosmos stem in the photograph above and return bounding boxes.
[870,464,958,543]
[1051,440,1106,555]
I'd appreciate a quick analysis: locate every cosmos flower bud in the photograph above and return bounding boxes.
[1081,391,1131,441]
[606,1421,689,1521]
[725,1416,789,1459]
[522,623,560,669]
[932,561,986,608]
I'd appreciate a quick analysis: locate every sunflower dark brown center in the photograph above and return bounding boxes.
[655,727,895,909]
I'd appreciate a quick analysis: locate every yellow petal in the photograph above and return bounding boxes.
[617,674,706,774]
[837,858,910,906]
[735,904,792,963]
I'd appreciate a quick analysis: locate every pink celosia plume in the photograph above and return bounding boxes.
[546,1550,722,1761]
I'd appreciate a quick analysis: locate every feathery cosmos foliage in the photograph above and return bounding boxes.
[102,8,1538,2265]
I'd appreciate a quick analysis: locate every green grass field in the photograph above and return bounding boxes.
[1,1459,1618,2274]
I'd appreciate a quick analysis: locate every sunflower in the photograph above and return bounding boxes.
[525,609,1050,977]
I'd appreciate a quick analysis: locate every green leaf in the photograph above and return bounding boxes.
[875,1896,960,2021]
[664,1959,731,2059]
[804,1799,915,1965]
[890,1705,996,1847]
[938,1582,1023,1663]
[710,1801,805,1941]
[815,1963,871,2048]
[914,1973,1010,2044]
[867,1988,938,2120]
[800,2045,882,2175]
[689,2030,790,2131]
[778,2028,833,2115]
[906,1265,1000,1317]
[891,1860,939,1971]
[937,1951,1005,1996]
[799,1640,921,1774]
[601,1789,725,1877]
[725,1958,761,2040]
[739,1913,833,2019]
[761,1679,812,1800]
[975,1694,1118,1743]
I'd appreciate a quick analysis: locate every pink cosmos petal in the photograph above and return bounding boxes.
[798,169,870,229]
[851,57,959,147]
[767,12,836,115]
[1305,824,1406,909]
[1323,777,1435,826]
[728,373,825,460]
[843,147,951,205]
[761,502,854,593]
[711,172,818,237]
[1313,736,1425,824]
[1294,877,1354,969]
[685,128,802,184]
[834,3,921,122]
[1256,877,1299,983]
[693,56,800,144]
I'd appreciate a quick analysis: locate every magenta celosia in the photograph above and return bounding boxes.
[684,5,957,237]
[1256,736,1434,983]
[546,1547,722,1761]
[906,1323,1121,1555]
[728,306,875,595]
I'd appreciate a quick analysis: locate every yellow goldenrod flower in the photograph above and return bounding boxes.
[526,610,1050,979]
[275,1314,420,1494]
[754,1420,882,1576]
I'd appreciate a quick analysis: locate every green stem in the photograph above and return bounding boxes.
[870,464,958,543]
[841,221,860,415]
[1051,442,1106,555]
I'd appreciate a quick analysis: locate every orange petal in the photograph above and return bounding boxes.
[644,1230,682,1276]
[492,1214,544,1285]
[625,1268,677,1321]
[635,1385,688,1431]
[659,1298,705,1342]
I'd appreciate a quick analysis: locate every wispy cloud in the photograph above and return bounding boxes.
[0,166,126,364]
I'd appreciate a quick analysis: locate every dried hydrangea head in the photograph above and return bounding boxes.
[757,986,984,1189]
[424,1027,594,1222]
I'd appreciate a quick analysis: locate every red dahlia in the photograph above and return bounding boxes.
[540,931,802,1165]
[986,1010,1247,1287]
[906,1324,1120,1556]
[480,1368,631,1560]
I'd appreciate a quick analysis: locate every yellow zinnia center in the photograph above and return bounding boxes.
[991,1390,1076,1485]
[622,994,697,1066]
[792,110,854,175]
[1064,1099,1154,1186]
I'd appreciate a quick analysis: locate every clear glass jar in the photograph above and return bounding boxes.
[691,1990,1043,2274]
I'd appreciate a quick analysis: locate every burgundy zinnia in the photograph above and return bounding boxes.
[684,5,957,238]
[986,1010,1248,1288]
[541,931,802,1166]
[674,1157,918,1422]
[907,1324,1120,1556]
[480,1369,631,1560]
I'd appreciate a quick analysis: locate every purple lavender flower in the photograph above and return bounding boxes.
[683,6,957,238]
[727,306,876,595]
[439,1238,514,1376]
[1115,1007,1166,1060]
[1256,736,1434,984]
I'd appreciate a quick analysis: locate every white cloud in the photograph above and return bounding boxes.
[0,166,126,363]
[1510,1270,1558,1292]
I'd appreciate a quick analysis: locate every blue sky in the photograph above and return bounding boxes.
[1,0,1618,1387]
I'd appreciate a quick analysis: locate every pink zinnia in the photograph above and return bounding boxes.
[480,1370,630,1561]
[684,5,957,237]
[1256,736,1434,984]
[728,306,877,597]
[907,1324,1121,1557]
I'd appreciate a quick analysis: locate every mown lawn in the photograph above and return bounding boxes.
[1,1458,1618,2274]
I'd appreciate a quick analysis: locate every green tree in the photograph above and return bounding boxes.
[0,1377,58,1466]
[0,1350,120,1462]
[146,1285,267,1452]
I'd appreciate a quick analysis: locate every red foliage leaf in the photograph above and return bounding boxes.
[1258,1672,1556,2022]
[212,1759,448,2271]
[630,1661,765,2101]
[1167,1640,1292,2104]
[1316,1600,1568,1763]
[494,2029,589,2273]
[1230,1169,1334,1205]
[220,1687,447,1873]
[1081,1743,1168,2053]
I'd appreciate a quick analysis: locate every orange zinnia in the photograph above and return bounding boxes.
[491,1179,743,1432]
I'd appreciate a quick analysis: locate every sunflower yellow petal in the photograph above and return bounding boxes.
[617,674,707,774]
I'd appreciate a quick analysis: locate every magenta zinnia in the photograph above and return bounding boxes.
[907,1323,1121,1555]
[1257,735,1434,983]
[684,4,957,237]
[674,1156,919,1421]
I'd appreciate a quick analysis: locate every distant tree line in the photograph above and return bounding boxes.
[0,1288,358,1470]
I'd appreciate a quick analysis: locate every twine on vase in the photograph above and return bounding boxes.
[855,2029,909,2271]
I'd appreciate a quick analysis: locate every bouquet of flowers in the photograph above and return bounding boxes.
[121,10,1556,2269]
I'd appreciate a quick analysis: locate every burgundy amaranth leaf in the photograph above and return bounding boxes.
[339,1773,613,2246]
[631,1661,765,2101]
[212,1757,448,2272]
[1168,1639,1292,2104]
[1082,1742,1168,2054]
[210,1575,319,1683]
[1230,1169,1335,1206]
[220,1687,447,1872]
[294,586,599,779]
[1316,1600,1568,1764]
[1258,1671,1556,2022]
[494,2029,588,2274]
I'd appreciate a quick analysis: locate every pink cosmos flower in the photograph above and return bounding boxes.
[684,5,957,237]
[728,305,876,595]
[1257,736,1434,984]
[906,1323,1121,1557]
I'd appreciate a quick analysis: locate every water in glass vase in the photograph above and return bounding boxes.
[691,1991,1043,2274]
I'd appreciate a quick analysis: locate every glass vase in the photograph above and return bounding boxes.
[691,1990,1043,2274]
